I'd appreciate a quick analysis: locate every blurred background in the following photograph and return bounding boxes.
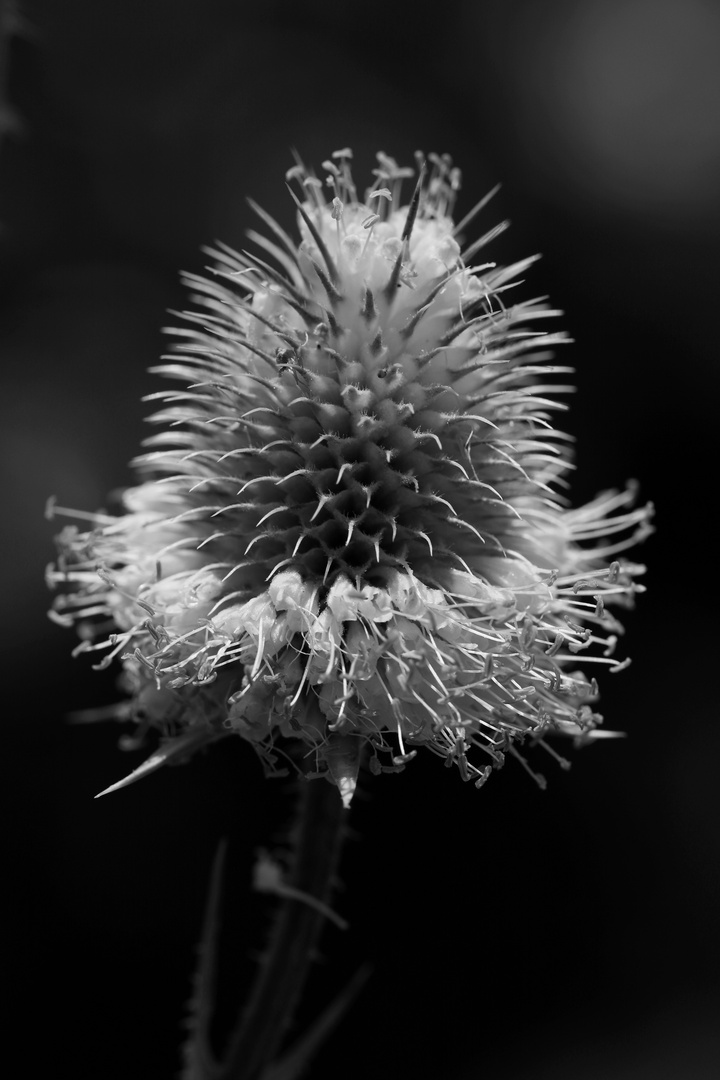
[2,1,718,1077]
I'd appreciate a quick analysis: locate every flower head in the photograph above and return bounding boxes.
[48,150,651,805]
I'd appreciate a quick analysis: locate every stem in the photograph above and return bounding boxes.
[217,777,347,1080]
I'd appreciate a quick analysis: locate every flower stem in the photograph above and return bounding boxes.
[217,776,347,1080]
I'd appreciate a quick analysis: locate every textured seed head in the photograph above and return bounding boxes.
[48,150,652,802]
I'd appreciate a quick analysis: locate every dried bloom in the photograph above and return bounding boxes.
[48,150,651,806]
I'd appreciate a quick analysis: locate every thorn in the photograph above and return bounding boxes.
[452,182,502,238]
[286,184,341,286]
[361,285,378,323]
[178,841,227,1078]
[401,159,426,244]
[306,253,344,306]
[260,965,373,1080]
[382,161,426,302]
[94,728,221,798]
[253,850,349,930]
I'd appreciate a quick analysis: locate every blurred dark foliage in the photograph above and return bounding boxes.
[2,2,719,1078]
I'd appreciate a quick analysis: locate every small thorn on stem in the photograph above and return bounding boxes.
[253,850,349,931]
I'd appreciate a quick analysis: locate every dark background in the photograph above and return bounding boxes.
[2,1,719,1077]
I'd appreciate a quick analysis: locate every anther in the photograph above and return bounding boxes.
[546,634,565,657]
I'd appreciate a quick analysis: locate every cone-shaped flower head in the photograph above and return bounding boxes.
[49,150,651,805]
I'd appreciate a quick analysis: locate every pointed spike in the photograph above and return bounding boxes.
[245,304,299,347]
[245,230,300,281]
[310,493,331,522]
[485,253,542,289]
[401,292,447,343]
[416,530,433,556]
[178,841,227,1079]
[253,850,349,930]
[286,184,341,286]
[306,253,344,306]
[325,309,344,339]
[461,220,511,264]
[383,246,406,303]
[237,249,318,316]
[247,196,301,262]
[401,158,426,244]
[95,728,220,798]
[452,182,502,238]
[264,965,373,1080]
[361,285,378,323]
[382,161,427,303]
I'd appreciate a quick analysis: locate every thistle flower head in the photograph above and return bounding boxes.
[49,150,651,805]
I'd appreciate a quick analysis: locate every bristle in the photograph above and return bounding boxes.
[286,185,341,286]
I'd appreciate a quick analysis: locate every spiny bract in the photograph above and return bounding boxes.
[48,150,651,806]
